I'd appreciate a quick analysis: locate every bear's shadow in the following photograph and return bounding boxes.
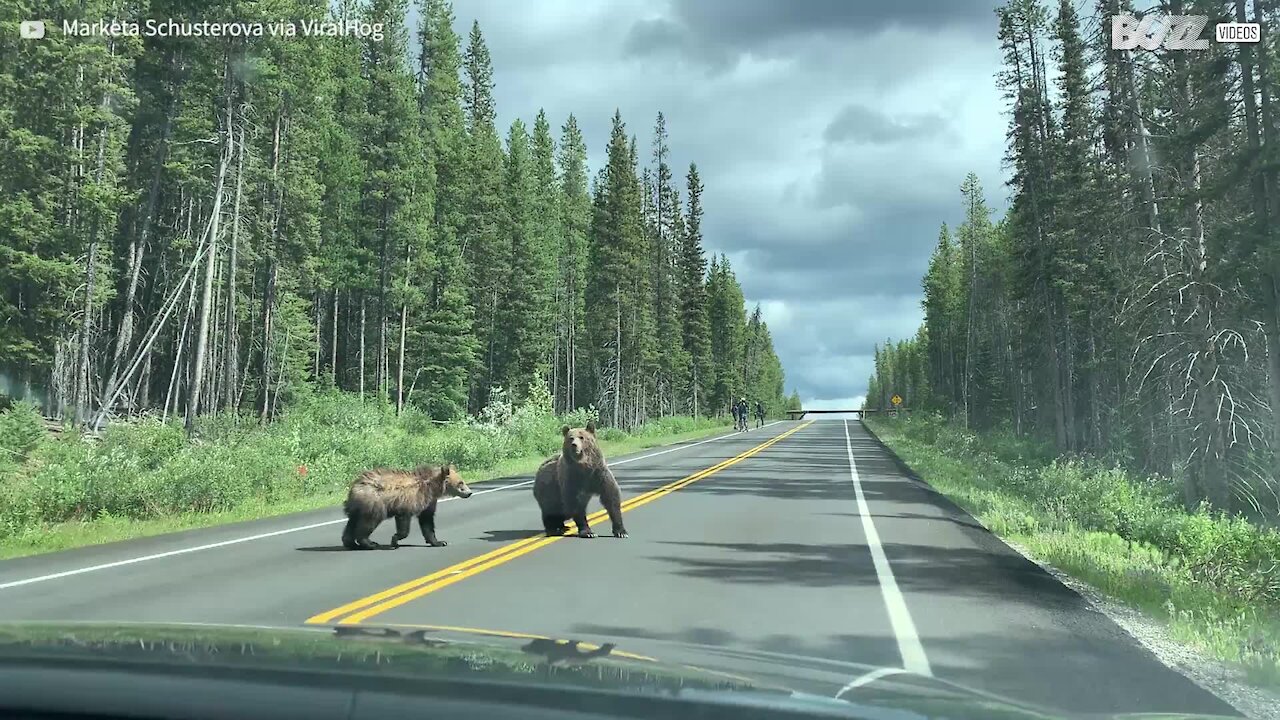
[479,529,544,542]
[478,529,627,542]
[296,544,397,552]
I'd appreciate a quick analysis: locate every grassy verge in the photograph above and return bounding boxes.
[865,414,1280,689]
[0,390,731,561]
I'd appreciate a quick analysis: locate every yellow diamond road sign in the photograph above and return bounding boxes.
[891,394,902,406]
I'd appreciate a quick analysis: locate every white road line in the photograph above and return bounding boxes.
[0,517,346,591]
[843,419,932,677]
[0,422,784,591]
[11,619,334,634]
[610,420,783,467]
[834,667,911,699]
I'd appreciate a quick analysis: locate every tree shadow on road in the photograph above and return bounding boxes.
[649,540,874,587]
[818,511,987,531]
[671,473,861,501]
[646,539,1081,607]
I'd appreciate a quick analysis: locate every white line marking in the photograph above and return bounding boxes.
[834,667,910,699]
[0,422,783,591]
[843,419,932,676]
[0,518,347,591]
[609,421,782,468]
[9,620,336,634]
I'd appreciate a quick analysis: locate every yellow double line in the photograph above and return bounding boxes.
[307,420,814,626]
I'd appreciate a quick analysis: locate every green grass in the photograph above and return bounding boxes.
[865,414,1280,689]
[0,390,732,561]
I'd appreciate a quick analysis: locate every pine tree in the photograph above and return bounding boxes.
[0,0,791,443]
[706,254,746,413]
[786,390,802,413]
[955,172,997,429]
[628,133,658,425]
[357,0,431,410]
[495,118,555,397]
[556,114,591,413]
[0,0,135,418]
[586,111,650,426]
[529,110,561,392]
[921,223,957,415]
[314,0,369,395]
[413,0,477,419]
[679,163,713,416]
[461,20,508,410]
[648,113,685,416]
[863,0,1280,515]
[741,304,786,416]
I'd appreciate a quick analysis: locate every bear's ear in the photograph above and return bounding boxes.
[560,425,571,437]
[585,421,596,435]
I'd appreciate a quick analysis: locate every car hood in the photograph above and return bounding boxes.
[0,621,1235,720]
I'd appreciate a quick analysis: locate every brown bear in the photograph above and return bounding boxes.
[532,422,627,538]
[341,464,472,550]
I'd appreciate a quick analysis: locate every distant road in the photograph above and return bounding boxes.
[0,420,1238,716]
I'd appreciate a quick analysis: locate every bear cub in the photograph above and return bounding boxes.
[342,464,472,549]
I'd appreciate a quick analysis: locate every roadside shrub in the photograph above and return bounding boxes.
[869,413,1280,642]
[99,418,186,470]
[397,405,441,436]
[632,414,724,437]
[0,401,46,465]
[433,425,507,469]
[564,404,599,429]
[0,386,726,543]
[596,427,628,442]
[286,391,392,431]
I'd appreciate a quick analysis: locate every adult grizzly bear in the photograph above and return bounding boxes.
[532,423,627,539]
[341,464,473,550]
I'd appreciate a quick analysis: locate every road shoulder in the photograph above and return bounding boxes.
[860,420,1276,720]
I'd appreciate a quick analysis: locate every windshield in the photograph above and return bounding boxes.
[0,2,1275,719]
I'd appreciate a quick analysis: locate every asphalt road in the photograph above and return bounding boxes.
[0,419,1240,717]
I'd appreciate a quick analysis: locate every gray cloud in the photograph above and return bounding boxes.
[669,0,1004,41]
[621,17,737,71]
[623,17,685,55]
[824,104,949,145]
[747,290,926,401]
[448,0,1009,404]
[622,0,1006,68]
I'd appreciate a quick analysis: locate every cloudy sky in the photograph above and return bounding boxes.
[438,0,1011,409]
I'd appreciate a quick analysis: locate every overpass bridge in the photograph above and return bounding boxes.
[784,408,909,420]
